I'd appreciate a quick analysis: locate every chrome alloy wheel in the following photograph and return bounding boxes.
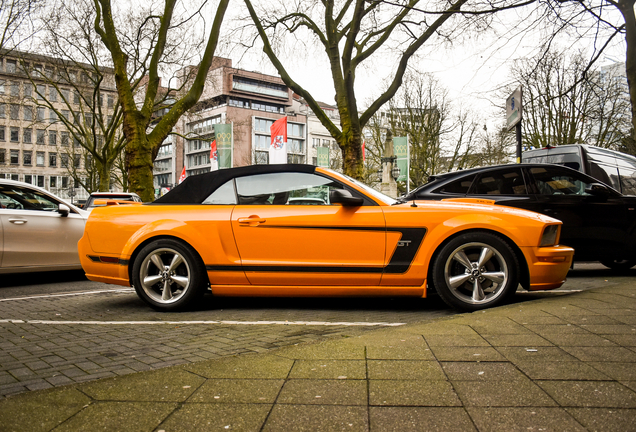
[444,242,509,305]
[139,247,191,304]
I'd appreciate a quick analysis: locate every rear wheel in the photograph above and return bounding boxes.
[599,259,636,271]
[132,239,207,311]
[432,232,519,311]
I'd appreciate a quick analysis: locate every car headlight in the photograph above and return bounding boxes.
[540,225,560,247]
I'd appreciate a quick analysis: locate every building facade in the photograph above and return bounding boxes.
[153,58,310,194]
[0,50,119,205]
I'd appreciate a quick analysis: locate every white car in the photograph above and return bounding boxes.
[0,179,88,274]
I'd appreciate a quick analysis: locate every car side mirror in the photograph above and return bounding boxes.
[329,189,364,207]
[585,183,611,198]
[58,203,70,217]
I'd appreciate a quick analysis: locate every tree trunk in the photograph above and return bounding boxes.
[620,0,636,154]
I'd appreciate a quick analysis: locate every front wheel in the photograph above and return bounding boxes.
[132,239,207,311]
[431,232,520,311]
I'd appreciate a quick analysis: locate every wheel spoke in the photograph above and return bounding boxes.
[171,275,189,288]
[472,279,485,302]
[143,275,162,286]
[168,254,184,273]
[477,247,494,269]
[150,254,165,271]
[449,273,472,289]
[483,271,506,285]
[161,280,173,301]
[453,250,473,271]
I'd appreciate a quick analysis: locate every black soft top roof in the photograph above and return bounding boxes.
[153,164,317,204]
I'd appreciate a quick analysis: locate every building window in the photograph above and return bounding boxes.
[24,83,32,98]
[49,153,57,167]
[49,130,57,146]
[36,151,45,166]
[0,104,4,118]
[23,105,33,121]
[6,60,16,73]
[10,127,19,142]
[49,109,58,123]
[62,176,68,188]
[36,84,45,99]
[50,176,57,188]
[157,143,172,157]
[61,131,69,146]
[37,107,45,121]
[255,151,269,165]
[49,87,57,102]
[107,95,114,108]
[74,154,81,168]
[10,149,19,164]
[61,88,69,101]
[37,175,44,187]
[24,174,32,184]
[0,126,4,141]
[23,128,32,143]
[10,82,19,97]
[0,149,5,164]
[10,174,19,181]
[73,91,80,104]
[10,104,19,120]
[36,129,46,144]
[61,154,69,167]
[154,159,171,172]
[23,150,32,166]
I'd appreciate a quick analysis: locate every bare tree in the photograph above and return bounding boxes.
[510,49,631,149]
[364,72,481,192]
[0,0,40,53]
[17,0,126,193]
[540,0,635,153]
[92,0,230,201]
[242,0,536,180]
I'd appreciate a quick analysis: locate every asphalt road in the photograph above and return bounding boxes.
[0,262,633,399]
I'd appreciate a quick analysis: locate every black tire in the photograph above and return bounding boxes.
[599,259,636,271]
[132,238,207,311]
[431,232,520,311]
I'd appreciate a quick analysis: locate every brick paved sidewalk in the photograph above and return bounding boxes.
[1,282,635,431]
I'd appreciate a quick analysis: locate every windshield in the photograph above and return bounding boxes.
[322,169,397,205]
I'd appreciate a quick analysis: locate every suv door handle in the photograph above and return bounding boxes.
[8,218,27,225]
[237,216,266,226]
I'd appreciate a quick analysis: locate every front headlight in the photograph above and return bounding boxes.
[540,225,560,247]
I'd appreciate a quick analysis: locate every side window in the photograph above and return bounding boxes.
[472,168,526,195]
[528,167,594,196]
[234,172,342,205]
[203,180,237,205]
[435,174,476,195]
[0,185,59,210]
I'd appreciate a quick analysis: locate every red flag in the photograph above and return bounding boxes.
[269,117,287,164]
[178,166,186,184]
[362,141,366,162]
[209,140,218,171]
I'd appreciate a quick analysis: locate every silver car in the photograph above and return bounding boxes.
[0,179,88,274]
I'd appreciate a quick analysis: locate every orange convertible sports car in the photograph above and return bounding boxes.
[78,164,574,312]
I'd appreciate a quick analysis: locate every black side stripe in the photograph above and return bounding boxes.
[206,226,426,275]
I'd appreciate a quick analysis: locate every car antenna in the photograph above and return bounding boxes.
[410,197,417,207]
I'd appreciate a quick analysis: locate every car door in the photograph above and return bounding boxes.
[230,171,386,286]
[0,184,85,269]
[524,166,630,260]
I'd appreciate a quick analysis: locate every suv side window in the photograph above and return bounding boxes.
[471,168,526,195]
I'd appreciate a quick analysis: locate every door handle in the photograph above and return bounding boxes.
[8,218,27,225]
[237,216,266,226]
